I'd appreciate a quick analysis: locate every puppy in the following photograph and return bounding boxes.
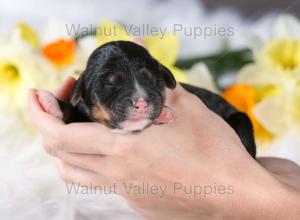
[39,41,256,158]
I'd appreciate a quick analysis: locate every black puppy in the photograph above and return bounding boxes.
[39,41,256,158]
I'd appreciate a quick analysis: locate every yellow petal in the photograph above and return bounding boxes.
[168,66,188,83]
[143,33,179,66]
[246,107,273,142]
[16,22,39,48]
[0,63,19,85]
[97,20,132,45]
[260,38,300,71]
[294,88,300,123]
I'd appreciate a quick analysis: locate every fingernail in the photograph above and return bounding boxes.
[67,76,76,81]
[29,88,37,94]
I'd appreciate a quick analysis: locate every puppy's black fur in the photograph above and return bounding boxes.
[58,41,256,158]
[182,84,256,158]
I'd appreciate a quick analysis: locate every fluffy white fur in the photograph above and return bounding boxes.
[0,1,299,219]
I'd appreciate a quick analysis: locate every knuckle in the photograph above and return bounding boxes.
[55,137,64,151]
[51,126,65,151]
[57,162,69,182]
[43,141,57,156]
[42,129,65,155]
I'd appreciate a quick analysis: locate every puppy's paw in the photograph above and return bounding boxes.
[153,106,176,125]
[38,90,63,120]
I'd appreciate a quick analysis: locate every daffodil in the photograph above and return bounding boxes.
[0,24,58,113]
[237,37,300,137]
[96,20,187,83]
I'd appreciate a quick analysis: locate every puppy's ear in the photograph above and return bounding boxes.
[159,64,176,89]
[226,112,256,158]
[70,75,84,106]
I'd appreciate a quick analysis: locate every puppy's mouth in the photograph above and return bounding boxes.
[112,97,159,131]
[92,95,175,132]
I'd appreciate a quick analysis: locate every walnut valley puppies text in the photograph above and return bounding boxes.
[66,23,235,39]
[66,182,235,198]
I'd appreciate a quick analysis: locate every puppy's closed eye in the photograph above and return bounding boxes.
[140,69,160,84]
[102,72,123,85]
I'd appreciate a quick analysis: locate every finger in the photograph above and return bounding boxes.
[49,150,128,182]
[166,83,186,95]
[38,90,63,119]
[54,76,76,101]
[47,147,105,173]
[165,83,184,106]
[165,83,207,110]
[258,157,300,172]
[28,89,64,135]
[57,161,112,187]
[57,122,135,155]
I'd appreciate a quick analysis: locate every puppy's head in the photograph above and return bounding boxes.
[70,41,176,131]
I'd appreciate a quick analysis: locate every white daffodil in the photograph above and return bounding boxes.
[0,24,58,114]
[237,15,300,139]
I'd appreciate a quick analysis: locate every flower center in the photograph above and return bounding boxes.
[0,63,20,85]
[265,38,300,70]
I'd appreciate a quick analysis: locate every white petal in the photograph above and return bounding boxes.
[257,128,300,165]
[41,18,73,44]
[77,36,98,60]
[253,94,296,135]
[245,33,264,57]
[184,63,219,93]
[272,14,300,39]
[237,64,282,86]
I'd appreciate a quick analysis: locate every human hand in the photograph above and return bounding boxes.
[28,78,300,220]
[258,157,300,190]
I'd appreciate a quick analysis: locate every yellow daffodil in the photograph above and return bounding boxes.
[237,38,300,137]
[96,20,187,83]
[261,38,300,72]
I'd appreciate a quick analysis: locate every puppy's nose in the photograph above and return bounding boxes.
[134,97,148,113]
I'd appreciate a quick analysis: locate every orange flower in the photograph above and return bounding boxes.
[42,39,75,67]
[223,83,271,140]
[223,84,255,112]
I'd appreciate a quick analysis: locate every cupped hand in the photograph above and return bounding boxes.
[28,77,300,220]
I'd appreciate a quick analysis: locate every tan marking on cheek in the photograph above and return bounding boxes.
[91,105,114,128]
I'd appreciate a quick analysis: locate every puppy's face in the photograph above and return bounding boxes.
[70,41,176,131]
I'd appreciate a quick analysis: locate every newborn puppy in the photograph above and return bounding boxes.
[39,41,256,158]
[39,41,176,132]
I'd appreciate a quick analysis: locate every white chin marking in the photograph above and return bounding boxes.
[117,119,152,132]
